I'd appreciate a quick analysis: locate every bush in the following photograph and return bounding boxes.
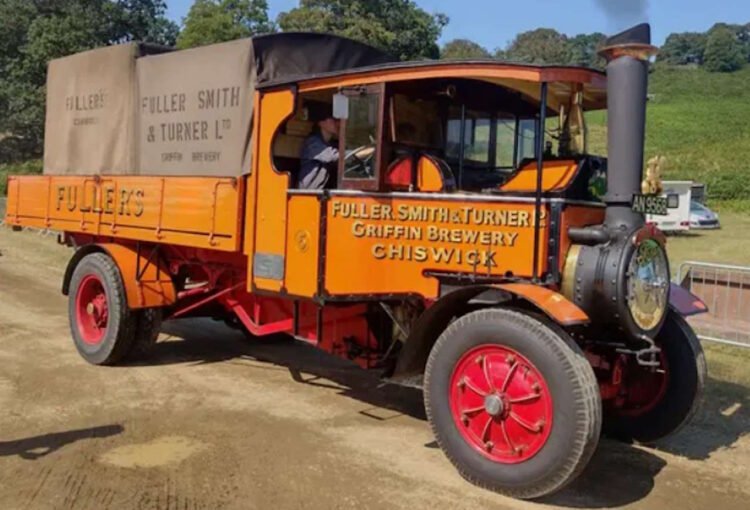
[703,26,745,73]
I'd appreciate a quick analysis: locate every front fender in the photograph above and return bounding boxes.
[669,282,708,317]
[390,283,588,382]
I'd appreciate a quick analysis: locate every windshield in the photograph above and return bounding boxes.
[691,201,707,212]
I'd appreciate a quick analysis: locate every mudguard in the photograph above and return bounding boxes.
[669,282,708,317]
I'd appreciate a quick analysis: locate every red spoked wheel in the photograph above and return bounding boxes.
[75,274,109,345]
[68,252,136,365]
[424,308,601,499]
[449,345,552,463]
[604,310,706,444]
[617,354,669,417]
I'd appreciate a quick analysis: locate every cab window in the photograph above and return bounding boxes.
[339,86,382,190]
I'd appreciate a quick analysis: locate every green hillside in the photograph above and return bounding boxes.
[588,66,750,205]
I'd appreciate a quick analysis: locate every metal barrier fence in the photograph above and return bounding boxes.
[678,261,750,348]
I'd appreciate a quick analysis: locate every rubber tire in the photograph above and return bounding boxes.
[68,253,136,365]
[604,310,706,444]
[424,308,602,500]
[127,308,163,360]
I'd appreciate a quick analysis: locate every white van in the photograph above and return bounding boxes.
[646,181,692,233]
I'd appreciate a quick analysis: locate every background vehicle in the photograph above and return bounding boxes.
[3,25,707,499]
[647,180,692,233]
[690,200,721,229]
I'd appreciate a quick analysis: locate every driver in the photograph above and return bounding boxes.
[299,102,341,189]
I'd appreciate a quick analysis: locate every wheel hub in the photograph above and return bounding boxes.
[483,394,505,417]
[75,274,109,346]
[449,345,553,464]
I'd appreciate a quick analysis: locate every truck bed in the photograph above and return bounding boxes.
[4,175,244,252]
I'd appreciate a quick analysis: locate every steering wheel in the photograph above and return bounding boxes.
[344,144,376,178]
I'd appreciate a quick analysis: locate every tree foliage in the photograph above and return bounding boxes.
[277,0,448,61]
[660,32,708,65]
[0,0,177,162]
[703,25,745,73]
[440,39,490,60]
[176,0,274,49]
[567,33,606,69]
[503,28,570,65]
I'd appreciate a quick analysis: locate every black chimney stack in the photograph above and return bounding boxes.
[599,24,657,231]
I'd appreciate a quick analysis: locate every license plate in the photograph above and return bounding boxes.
[632,194,668,216]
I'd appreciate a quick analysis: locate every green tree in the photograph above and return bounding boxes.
[659,32,708,65]
[0,0,177,162]
[703,25,745,72]
[567,33,606,69]
[176,0,274,49]
[440,39,490,59]
[503,28,569,65]
[277,0,448,61]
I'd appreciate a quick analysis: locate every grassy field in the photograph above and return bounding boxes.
[588,66,750,204]
[666,210,750,270]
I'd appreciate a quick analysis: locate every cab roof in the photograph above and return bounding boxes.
[260,59,608,112]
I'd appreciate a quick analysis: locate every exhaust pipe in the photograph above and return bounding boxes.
[599,23,658,231]
[561,24,670,341]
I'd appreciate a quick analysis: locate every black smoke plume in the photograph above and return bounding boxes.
[595,0,649,31]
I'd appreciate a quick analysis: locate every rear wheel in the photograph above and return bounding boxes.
[128,308,163,360]
[604,310,706,443]
[424,309,601,499]
[69,253,136,365]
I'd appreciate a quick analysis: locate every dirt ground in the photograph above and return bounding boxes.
[1,228,749,510]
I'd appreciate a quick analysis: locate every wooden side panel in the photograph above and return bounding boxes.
[4,174,243,252]
[284,195,321,298]
[252,89,296,293]
[323,196,549,298]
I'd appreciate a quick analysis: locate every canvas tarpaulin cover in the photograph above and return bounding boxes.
[43,33,394,177]
[44,43,139,175]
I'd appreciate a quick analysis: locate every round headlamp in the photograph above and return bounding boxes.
[625,238,669,332]
[562,230,670,339]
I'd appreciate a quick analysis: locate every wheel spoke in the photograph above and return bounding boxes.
[462,376,488,397]
[500,358,518,393]
[510,412,543,433]
[482,355,496,392]
[461,405,485,416]
[481,415,493,442]
[509,393,540,404]
[500,420,515,453]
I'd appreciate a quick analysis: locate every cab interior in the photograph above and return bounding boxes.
[272,75,605,198]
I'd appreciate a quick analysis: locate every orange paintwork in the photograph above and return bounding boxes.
[284,195,321,297]
[323,195,548,298]
[243,92,262,276]
[500,160,579,193]
[96,242,176,309]
[4,61,610,331]
[297,63,607,112]
[5,174,243,251]
[417,157,447,192]
[251,88,296,293]
[494,283,589,325]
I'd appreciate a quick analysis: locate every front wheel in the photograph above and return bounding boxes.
[424,309,602,499]
[603,310,706,443]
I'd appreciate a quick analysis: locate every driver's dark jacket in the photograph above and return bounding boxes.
[299,132,338,189]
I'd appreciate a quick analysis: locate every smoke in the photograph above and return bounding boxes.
[594,0,649,31]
